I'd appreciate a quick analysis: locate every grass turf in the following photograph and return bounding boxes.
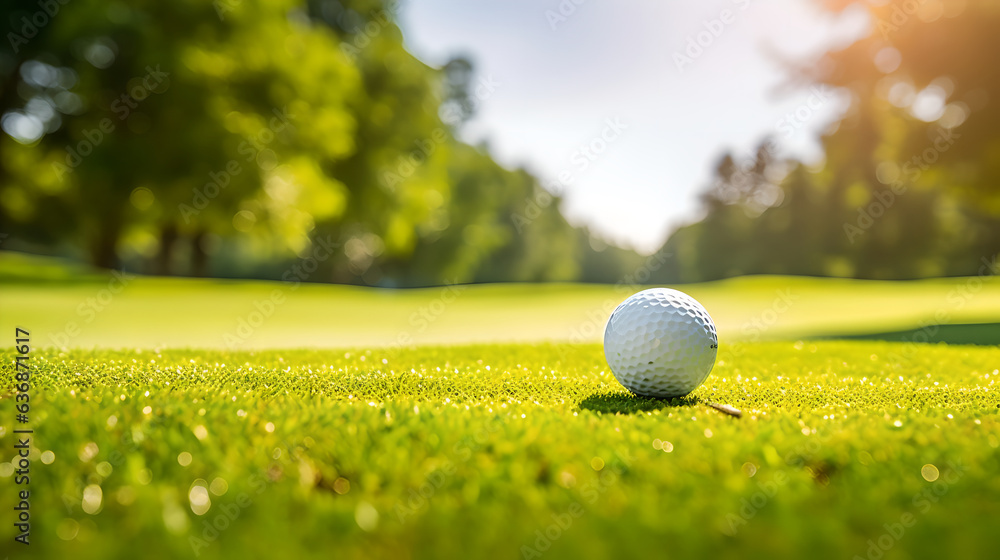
[4,250,1000,349]
[2,341,998,559]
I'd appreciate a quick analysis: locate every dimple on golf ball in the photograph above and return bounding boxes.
[603,288,718,398]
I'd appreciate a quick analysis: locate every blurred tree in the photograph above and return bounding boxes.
[302,0,625,286]
[817,0,1000,213]
[0,0,358,274]
[301,0,458,284]
[655,0,1000,282]
[1,0,645,286]
[439,56,478,126]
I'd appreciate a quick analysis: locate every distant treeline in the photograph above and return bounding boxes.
[654,0,1000,282]
[1,0,998,286]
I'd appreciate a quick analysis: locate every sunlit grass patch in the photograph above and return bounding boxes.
[1,340,998,559]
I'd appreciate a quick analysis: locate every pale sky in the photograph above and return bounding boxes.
[399,0,869,253]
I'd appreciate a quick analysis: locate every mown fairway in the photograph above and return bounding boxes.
[2,341,998,559]
[2,253,999,559]
[3,252,1000,349]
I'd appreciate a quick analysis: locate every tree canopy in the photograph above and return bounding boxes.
[1,0,637,285]
[3,1,997,286]
[654,0,1000,282]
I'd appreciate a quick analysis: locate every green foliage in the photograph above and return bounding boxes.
[1,341,998,559]
[1,0,361,271]
[0,0,638,285]
[657,2,1000,282]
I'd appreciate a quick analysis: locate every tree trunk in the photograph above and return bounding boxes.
[156,223,178,275]
[90,220,121,270]
[191,229,209,277]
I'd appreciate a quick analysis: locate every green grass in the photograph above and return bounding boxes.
[2,341,998,559]
[3,252,999,558]
[3,251,1000,349]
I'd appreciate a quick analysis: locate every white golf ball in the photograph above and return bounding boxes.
[603,288,718,398]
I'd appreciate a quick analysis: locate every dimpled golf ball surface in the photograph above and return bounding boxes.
[604,288,718,398]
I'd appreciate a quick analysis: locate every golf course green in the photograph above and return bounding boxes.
[3,251,1000,349]
[1,252,998,559]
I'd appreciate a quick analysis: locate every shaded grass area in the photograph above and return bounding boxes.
[1,341,998,559]
[819,322,1000,346]
[577,391,702,414]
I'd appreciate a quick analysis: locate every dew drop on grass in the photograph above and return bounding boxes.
[79,442,99,462]
[334,477,350,494]
[116,486,136,506]
[56,518,80,541]
[162,497,189,534]
[355,502,379,532]
[189,485,211,515]
[82,485,103,514]
[210,478,229,496]
[921,464,940,482]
